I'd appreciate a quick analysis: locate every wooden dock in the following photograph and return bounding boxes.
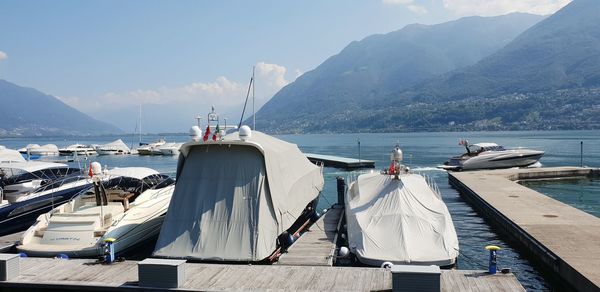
[449,166,600,292]
[305,153,375,169]
[277,205,344,266]
[0,257,524,291]
[0,232,22,253]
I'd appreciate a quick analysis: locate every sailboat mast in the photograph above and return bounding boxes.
[252,66,256,130]
[139,104,142,145]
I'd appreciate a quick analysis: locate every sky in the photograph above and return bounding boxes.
[0,0,571,133]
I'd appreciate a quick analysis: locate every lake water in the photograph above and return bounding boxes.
[2,130,599,291]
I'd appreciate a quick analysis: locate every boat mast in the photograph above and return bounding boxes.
[252,66,255,130]
[139,104,142,145]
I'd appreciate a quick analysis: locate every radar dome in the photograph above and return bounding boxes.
[189,126,202,142]
[390,146,403,162]
[90,162,102,176]
[239,125,252,141]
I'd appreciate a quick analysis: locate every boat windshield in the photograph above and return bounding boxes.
[1,167,81,186]
[467,145,505,154]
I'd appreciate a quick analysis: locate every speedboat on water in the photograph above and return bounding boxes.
[153,125,323,262]
[18,165,175,258]
[137,139,166,155]
[96,139,131,155]
[158,142,183,156]
[440,140,544,171]
[58,144,97,156]
[345,145,459,267]
[0,161,80,200]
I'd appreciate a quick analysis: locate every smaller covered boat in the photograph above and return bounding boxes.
[345,145,459,267]
[96,139,131,155]
[18,144,60,156]
[0,147,26,163]
[18,165,175,258]
[440,140,544,171]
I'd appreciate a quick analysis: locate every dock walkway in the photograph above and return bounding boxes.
[277,205,344,266]
[449,166,600,291]
[0,257,524,291]
[305,153,374,169]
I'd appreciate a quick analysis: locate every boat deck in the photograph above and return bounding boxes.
[305,153,375,169]
[277,205,344,266]
[0,257,524,291]
[449,166,600,291]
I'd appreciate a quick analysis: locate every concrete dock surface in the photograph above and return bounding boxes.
[449,166,600,292]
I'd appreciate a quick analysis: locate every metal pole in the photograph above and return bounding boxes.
[358,138,361,162]
[252,66,256,130]
[580,141,583,167]
[336,177,345,206]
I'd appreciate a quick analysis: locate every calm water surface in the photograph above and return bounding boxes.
[2,130,599,291]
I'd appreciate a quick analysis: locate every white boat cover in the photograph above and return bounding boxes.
[345,172,459,266]
[97,139,130,152]
[23,144,59,155]
[153,131,323,261]
[0,161,68,173]
[0,148,26,163]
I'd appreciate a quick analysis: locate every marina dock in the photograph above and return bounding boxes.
[0,232,21,253]
[449,166,600,291]
[305,153,375,169]
[277,205,344,266]
[0,257,524,291]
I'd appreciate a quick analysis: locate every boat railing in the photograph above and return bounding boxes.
[421,173,442,199]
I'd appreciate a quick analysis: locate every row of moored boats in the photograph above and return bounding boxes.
[0,125,545,268]
[17,139,184,157]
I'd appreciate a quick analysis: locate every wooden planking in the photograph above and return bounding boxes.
[441,270,525,292]
[449,167,600,291]
[0,257,524,291]
[277,205,344,266]
[0,231,23,252]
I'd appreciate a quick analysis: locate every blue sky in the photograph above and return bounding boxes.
[0,0,571,132]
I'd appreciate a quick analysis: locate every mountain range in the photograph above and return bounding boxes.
[254,0,600,133]
[0,80,121,136]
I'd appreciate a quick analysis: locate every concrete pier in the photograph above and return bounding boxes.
[449,166,600,292]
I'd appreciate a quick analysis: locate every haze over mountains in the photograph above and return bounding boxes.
[0,80,121,136]
[255,0,600,133]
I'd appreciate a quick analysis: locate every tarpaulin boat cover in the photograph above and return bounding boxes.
[345,172,459,266]
[98,139,130,152]
[0,148,25,163]
[153,131,323,261]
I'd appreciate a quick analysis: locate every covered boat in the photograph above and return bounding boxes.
[345,145,459,267]
[96,139,131,155]
[0,147,26,163]
[153,127,323,262]
[18,165,175,258]
[18,144,59,156]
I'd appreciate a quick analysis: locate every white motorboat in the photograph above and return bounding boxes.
[18,165,175,258]
[440,141,544,171]
[153,126,323,262]
[137,139,166,156]
[18,144,59,156]
[96,139,131,155]
[58,144,97,156]
[158,143,183,156]
[345,145,459,267]
[0,161,80,200]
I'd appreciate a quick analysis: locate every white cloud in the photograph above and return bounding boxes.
[407,4,428,14]
[61,62,293,116]
[0,51,7,61]
[382,0,428,13]
[442,0,572,16]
